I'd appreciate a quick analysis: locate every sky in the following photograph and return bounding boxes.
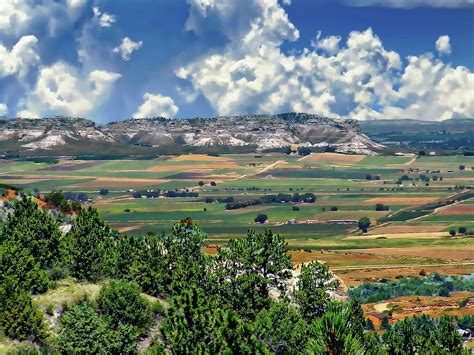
[0,0,473,123]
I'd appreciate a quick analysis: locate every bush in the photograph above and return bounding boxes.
[56,300,113,353]
[97,279,153,334]
[358,217,371,233]
[47,266,70,281]
[255,214,268,224]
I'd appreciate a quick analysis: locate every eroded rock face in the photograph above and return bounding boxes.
[0,113,383,155]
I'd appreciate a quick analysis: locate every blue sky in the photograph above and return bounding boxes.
[0,0,473,122]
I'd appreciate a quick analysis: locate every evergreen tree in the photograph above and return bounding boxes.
[294,261,339,322]
[254,301,310,354]
[161,287,266,354]
[1,195,62,268]
[307,302,364,355]
[97,279,153,334]
[0,239,49,294]
[0,277,48,343]
[64,207,117,282]
[56,300,113,354]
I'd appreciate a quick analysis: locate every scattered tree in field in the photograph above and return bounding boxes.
[210,181,217,186]
[375,203,389,211]
[99,188,109,195]
[298,147,311,156]
[330,206,338,211]
[292,205,300,211]
[449,229,456,237]
[358,217,371,233]
[458,226,467,234]
[419,150,426,156]
[255,214,268,224]
[198,181,205,187]
[459,165,465,171]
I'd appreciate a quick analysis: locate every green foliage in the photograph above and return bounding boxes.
[381,314,464,354]
[294,261,339,322]
[254,301,310,353]
[349,274,474,303]
[255,213,268,224]
[358,217,371,233]
[307,302,364,355]
[0,239,48,294]
[97,279,153,334]
[161,287,267,354]
[213,229,292,318]
[63,207,117,282]
[1,195,62,268]
[0,278,48,343]
[56,300,114,354]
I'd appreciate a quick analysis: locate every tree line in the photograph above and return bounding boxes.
[0,196,470,354]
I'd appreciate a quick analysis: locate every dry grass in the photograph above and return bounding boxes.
[437,204,474,216]
[67,177,169,188]
[336,264,474,287]
[343,247,474,261]
[148,163,242,171]
[364,197,439,205]
[303,153,366,164]
[345,232,450,240]
[171,154,231,162]
[368,225,447,235]
[362,294,474,321]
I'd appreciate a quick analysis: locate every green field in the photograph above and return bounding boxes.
[1,153,473,260]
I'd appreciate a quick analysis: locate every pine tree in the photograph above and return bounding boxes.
[64,207,117,282]
[0,277,48,343]
[1,195,62,268]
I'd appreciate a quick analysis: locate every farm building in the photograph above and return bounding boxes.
[366,312,393,329]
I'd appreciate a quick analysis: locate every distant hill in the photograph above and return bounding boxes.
[0,113,383,158]
[359,118,474,151]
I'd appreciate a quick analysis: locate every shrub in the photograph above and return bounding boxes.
[47,266,70,281]
[97,279,153,333]
[358,217,371,233]
[254,214,268,224]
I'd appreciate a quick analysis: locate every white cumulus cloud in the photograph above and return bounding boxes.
[0,35,40,78]
[113,37,143,61]
[178,0,474,121]
[93,6,116,28]
[0,103,7,115]
[435,35,451,55]
[346,0,474,8]
[18,62,121,118]
[133,93,179,118]
[0,0,87,36]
